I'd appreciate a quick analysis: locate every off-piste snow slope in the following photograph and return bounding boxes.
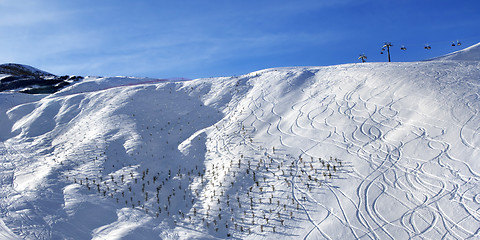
[1,43,480,240]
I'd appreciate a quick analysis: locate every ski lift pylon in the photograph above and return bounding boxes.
[358,54,367,63]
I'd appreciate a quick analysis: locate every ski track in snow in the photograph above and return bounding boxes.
[1,59,480,239]
[232,64,480,239]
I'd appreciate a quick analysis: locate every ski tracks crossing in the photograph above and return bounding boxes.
[233,68,480,239]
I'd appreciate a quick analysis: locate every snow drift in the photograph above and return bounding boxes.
[1,43,480,239]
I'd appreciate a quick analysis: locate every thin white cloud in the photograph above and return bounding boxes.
[0,0,359,78]
[0,1,72,27]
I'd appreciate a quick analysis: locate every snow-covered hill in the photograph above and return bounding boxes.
[0,63,55,77]
[1,45,480,239]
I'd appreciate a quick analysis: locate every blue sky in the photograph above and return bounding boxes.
[1,0,479,79]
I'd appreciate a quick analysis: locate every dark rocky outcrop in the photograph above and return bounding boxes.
[0,63,83,94]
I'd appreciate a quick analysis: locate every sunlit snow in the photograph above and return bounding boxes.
[1,43,480,239]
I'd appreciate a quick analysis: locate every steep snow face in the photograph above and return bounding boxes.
[1,59,480,239]
[432,42,480,61]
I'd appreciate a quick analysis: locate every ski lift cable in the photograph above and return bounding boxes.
[361,39,471,62]
[391,39,467,49]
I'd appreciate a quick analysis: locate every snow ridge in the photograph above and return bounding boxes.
[432,42,480,61]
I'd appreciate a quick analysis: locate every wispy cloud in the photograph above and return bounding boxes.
[1,0,475,78]
[0,0,354,77]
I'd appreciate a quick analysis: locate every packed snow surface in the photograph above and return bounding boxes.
[1,46,480,239]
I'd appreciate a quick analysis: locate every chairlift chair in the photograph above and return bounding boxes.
[457,41,461,46]
[400,46,407,50]
[452,42,456,46]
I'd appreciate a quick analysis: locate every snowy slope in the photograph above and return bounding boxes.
[1,48,480,239]
[432,42,480,61]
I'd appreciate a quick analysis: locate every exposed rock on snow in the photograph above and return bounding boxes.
[0,63,55,77]
[0,63,82,94]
